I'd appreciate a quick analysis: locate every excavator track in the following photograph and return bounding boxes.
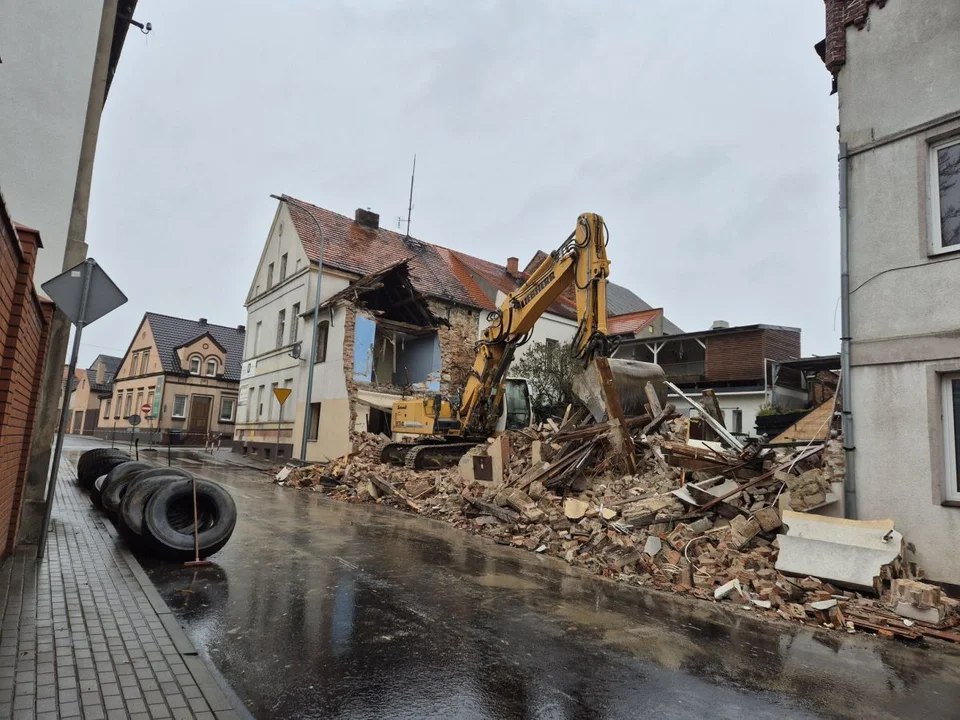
[380,442,418,466]
[404,443,477,470]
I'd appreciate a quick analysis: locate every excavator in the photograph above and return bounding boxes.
[380,212,666,469]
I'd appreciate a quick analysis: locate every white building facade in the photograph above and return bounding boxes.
[824,0,960,582]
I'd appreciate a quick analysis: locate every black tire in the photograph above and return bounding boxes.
[78,449,128,488]
[91,475,108,509]
[144,479,237,560]
[100,461,153,515]
[119,469,192,537]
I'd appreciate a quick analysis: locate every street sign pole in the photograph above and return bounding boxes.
[273,387,292,461]
[37,259,93,560]
[37,257,127,561]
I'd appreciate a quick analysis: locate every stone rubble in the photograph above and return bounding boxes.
[270,420,960,644]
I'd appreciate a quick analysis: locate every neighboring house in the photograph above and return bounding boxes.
[1,1,141,545]
[235,199,671,463]
[614,322,805,437]
[66,354,121,435]
[818,1,960,583]
[438,249,673,359]
[94,314,244,445]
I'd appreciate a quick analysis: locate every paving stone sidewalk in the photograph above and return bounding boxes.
[0,457,242,720]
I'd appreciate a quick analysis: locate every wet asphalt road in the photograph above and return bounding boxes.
[65,439,960,719]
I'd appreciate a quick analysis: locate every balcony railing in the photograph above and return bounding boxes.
[659,361,706,382]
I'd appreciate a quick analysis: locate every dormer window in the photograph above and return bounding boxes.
[188,355,202,375]
[206,359,218,377]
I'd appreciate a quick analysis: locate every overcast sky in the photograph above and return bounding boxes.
[79,0,839,366]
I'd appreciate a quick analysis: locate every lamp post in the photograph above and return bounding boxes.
[270,194,326,463]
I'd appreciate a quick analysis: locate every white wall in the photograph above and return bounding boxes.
[839,2,960,582]
[667,390,767,438]
[0,0,104,285]
[487,290,580,364]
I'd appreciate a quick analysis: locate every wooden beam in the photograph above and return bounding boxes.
[594,357,637,474]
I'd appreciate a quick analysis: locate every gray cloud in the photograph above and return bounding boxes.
[80,0,838,364]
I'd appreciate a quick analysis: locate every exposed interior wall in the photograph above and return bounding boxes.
[667,391,767,438]
[430,301,480,397]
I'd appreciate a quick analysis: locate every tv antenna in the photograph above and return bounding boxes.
[397,154,416,237]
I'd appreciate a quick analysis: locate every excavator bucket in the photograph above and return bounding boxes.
[572,357,667,422]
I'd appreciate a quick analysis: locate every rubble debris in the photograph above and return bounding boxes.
[775,512,903,593]
[266,417,960,644]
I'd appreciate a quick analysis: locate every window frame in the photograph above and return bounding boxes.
[103,398,112,419]
[123,392,133,417]
[928,135,960,255]
[308,402,321,441]
[206,358,218,377]
[172,395,188,419]
[290,303,300,345]
[131,352,139,376]
[315,320,329,364]
[267,262,275,289]
[140,350,150,375]
[219,397,236,423]
[942,373,960,502]
[189,355,202,375]
[276,309,286,348]
[279,253,288,282]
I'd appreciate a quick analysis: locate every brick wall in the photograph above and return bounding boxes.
[429,301,480,397]
[0,212,54,558]
[823,0,888,75]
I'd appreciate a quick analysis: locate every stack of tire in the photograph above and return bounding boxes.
[77,448,237,560]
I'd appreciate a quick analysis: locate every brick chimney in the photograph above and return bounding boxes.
[199,318,207,327]
[506,257,519,277]
[355,208,379,230]
[237,324,245,333]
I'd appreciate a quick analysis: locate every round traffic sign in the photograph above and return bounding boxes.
[141,403,152,414]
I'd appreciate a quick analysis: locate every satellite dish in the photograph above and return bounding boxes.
[289,343,301,360]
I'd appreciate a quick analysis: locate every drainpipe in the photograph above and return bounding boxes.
[839,141,857,519]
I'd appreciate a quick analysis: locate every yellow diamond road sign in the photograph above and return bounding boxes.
[273,387,292,405]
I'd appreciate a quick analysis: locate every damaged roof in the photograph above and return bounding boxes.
[283,197,681,331]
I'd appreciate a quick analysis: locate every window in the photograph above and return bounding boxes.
[930,137,960,253]
[206,359,218,377]
[315,321,329,363]
[281,378,293,421]
[103,398,112,419]
[942,374,960,501]
[114,393,122,419]
[219,397,236,422]
[189,355,201,374]
[146,390,155,411]
[290,303,300,344]
[257,385,264,418]
[545,338,558,371]
[247,387,255,422]
[131,352,139,375]
[731,408,743,435]
[267,262,275,289]
[295,258,301,273]
[140,351,149,375]
[135,390,143,412]
[279,253,288,282]
[276,309,286,348]
[172,395,187,419]
[254,322,262,355]
[308,402,321,441]
[270,382,279,421]
[123,392,133,417]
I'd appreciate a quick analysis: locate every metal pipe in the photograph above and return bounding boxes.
[839,141,857,519]
[270,195,326,462]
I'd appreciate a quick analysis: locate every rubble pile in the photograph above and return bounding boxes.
[273,399,960,644]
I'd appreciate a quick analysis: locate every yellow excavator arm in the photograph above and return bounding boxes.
[457,212,616,434]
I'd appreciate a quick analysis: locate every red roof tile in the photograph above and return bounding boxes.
[285,198,484,309]
[608,309,662,336]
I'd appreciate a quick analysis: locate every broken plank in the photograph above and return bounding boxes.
[644,382,663,417]
[368,474,422,512]
[665,381,744,451]
[594,357,637,474]
[639,404,676,437]
[462,494,518,524]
